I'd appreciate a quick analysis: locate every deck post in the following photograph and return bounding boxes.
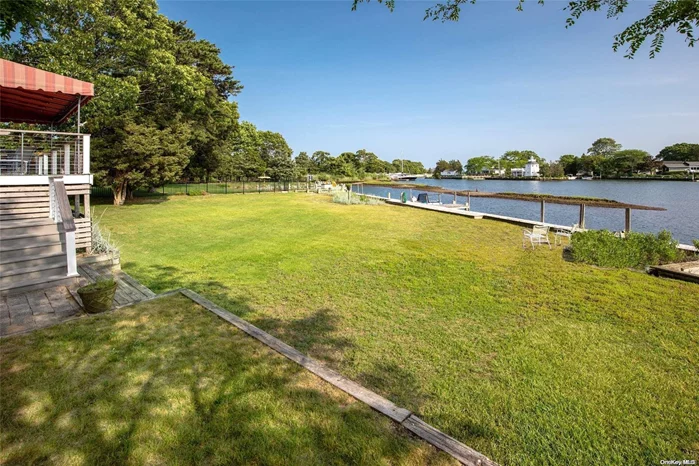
[65,231,78,276]
[82,134,90,174]
[64,144,70,174]
[579,204,586,228]
[540,200,546,223]
[625,208,631,233]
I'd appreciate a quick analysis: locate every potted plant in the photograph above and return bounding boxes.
[77,278,117,314]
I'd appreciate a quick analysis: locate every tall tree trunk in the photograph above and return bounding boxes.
[113,180,127,206]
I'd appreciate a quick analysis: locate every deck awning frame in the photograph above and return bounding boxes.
[0,59,94,125]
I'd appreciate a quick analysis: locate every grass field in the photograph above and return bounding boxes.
[0,294,452,465]
[92,193,698,465]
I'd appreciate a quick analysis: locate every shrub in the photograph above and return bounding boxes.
[187,190,207,196]
[693,239,699,251]
[571,229,679,269]
[91,210,119,256]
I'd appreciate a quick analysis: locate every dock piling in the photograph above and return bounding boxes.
[579,204,586,229]
[625,208,631,233]
[540,200,546,223]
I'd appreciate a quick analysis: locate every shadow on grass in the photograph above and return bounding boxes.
[0,295,452,465]
[252,309,355,365]
[120,264,355,364]
[91,195,171,206]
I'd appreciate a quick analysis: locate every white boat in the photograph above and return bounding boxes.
[566,175,577,180]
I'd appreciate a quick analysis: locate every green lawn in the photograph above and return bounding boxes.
[94,193,699,465]
[0,294,453,465]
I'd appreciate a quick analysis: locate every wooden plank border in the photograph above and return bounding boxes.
[177,288,499,466]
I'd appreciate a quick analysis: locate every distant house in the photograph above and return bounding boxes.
[662,161,699,173]
[524,157,540,177]
[510,168,525,177]
[440,170,462,179]
[482,168,505,176]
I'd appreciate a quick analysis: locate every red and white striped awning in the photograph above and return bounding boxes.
[0,59,94,124]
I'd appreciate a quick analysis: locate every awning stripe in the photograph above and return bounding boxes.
[0,58,94,96]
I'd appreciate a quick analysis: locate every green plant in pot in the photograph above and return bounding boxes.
[77,278,117,314]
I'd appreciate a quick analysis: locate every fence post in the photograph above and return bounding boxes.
[206,178,209,193]
[579,204,586,228]
[225,179,228,194]
[186,181,188,195]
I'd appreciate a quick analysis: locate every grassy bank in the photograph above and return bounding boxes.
[93,193,698,465]
[0,295,451,465]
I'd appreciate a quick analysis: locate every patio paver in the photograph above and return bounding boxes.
[1,263,155,338]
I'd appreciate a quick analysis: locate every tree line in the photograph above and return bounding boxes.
[212,123,425,182]
[436,139,699,177]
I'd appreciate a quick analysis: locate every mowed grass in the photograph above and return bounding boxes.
[94,193,699,465]
[0,294,453,465]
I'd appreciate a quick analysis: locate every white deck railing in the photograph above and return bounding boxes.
[48,176,78,277]
[0,129,90,177]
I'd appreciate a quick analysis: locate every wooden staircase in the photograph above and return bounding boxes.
[0,218,79,295]
[1,178,81,295]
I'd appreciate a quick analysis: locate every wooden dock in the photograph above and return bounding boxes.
[385,199,574,231]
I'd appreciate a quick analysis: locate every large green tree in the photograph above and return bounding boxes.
[434,159,450,174]
[466,156,497,174]
[258,131,295,181]
[499,150,541,170]
[447,159,463,173]
[588,137,622,157]
[352,0,699,58]
[608,149,652,176]
[218,121,265,180]
[657,142,699,161]
[558,154,580,175]
[2,0,242,205]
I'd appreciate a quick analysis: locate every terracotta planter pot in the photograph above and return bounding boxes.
[78,282,117,314]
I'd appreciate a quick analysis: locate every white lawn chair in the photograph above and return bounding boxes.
[554,223,582,246]
[523,225,551,249]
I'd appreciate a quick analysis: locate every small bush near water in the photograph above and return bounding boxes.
[571,230,679,269]
[332,192,381,205]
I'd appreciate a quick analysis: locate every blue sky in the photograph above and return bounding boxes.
[160,0,699,166]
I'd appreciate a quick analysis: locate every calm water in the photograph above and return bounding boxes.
[357,179,699,244]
